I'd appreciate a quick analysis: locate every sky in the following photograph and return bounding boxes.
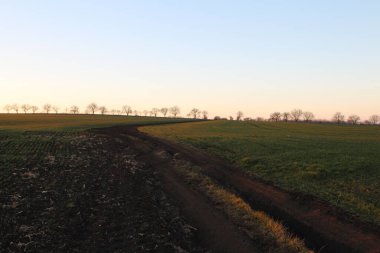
[0,0,379,119]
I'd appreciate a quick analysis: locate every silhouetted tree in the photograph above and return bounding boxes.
[52,106,59,114]
[291,109,303,122]
[4,104,12,113]
[122,105,132,116]
[161,107,168,117]
[11,104,19,114]
[21,104,31,114]
[87,103,98,115]
[202,110,208,120]
[333,112,345,124]
[270,112,281,122]
[134,110,139,116]
[189,108,200,119]
[43,104,51,114]
[282,112,290,122]
[143,110,149,116]
[236,111,244,121]
[31,106,38,114]
[70,105,79,114]
[170,106,180,117]
[151,108,160,117]
[99,106,107,115]
[369,115,379,125]
[303,111,315,122]
[347,115,360,125]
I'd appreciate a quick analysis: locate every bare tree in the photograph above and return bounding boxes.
[229,116,234,120]
[99,106,107,115]
[170,106,180,117]
[270,112,281,122]
[303,111,315,122]
[116,110,121,115]
[291,109,303,122]
[151,108,160,117]
[31,106,39,114]
[11,104,19,114]
[134,110,139,116]
[87,103,98,115]
[161,107,169,117]
[43,104,52,114]
[333,112,345,124]
[189,108,200,119]
[4,104,12,113]
[70,105,79,114]
[282,112,290,122]
[143,110,149,116]
[347,115,360,125]
[21,104,31,114]
[52,106,59,114]
[236,111,244,121]
[368,115,379,125]
[110,109,116,115]
[202,110,208,120]
[122,105,132,116]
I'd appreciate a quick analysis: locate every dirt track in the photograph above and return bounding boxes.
[1,125,380,253]
[122,126,380,253]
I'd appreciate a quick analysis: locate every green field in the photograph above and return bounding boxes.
[141,120,380,226]
[0,114,191,131]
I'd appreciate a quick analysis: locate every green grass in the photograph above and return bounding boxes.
[0,114,193,131]
[141,120,380,226]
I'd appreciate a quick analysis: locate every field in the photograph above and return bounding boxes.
[0,113,192,131]
[141,120,380,226]
[1,114,380,252]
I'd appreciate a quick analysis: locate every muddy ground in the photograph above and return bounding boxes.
[1,126,380,253]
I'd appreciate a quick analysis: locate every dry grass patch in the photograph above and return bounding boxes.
[174,160,313,253]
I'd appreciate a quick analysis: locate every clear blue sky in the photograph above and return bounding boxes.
[1,0,379,119]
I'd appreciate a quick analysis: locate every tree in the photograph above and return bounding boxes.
[43,104,52,114]
[189,108,200,119]
[202,110,208,120]
[122,105,132,116]
[347,115,360,125]
[282,112,290,122]
[270,112,281,122]
[134,110,139,116]
[21,104,31,114]
[151,108,160,117]
[99,106,107,115]
[143,110,149,116]
[31,106,39,114]
[52,106,59,114]
[170,106,180,117]
[4,104,12,113]
[333,112,345,124]
[369,115,379,125]
[70,105,79,114]
[161,107,169,117]
[303,111,315,122]
[291,109,303,122]
[236,111,244,121]
[11,104,19,114]
[87,103,98,115]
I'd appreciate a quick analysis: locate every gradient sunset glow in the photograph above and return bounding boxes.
[1,1,379,120]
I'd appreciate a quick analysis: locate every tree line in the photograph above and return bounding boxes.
[2,103,182,118]
[217,109,380,125]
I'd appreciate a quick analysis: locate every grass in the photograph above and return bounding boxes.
[174,160,312,253]
[141,120,380,226]
[0,114,193,131]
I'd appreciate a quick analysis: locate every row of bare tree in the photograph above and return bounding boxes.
[3,103,182,118]
[187,108,209,119]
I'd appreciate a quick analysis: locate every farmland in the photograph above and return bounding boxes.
[1,114,380,252]
[141,120,380,227]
